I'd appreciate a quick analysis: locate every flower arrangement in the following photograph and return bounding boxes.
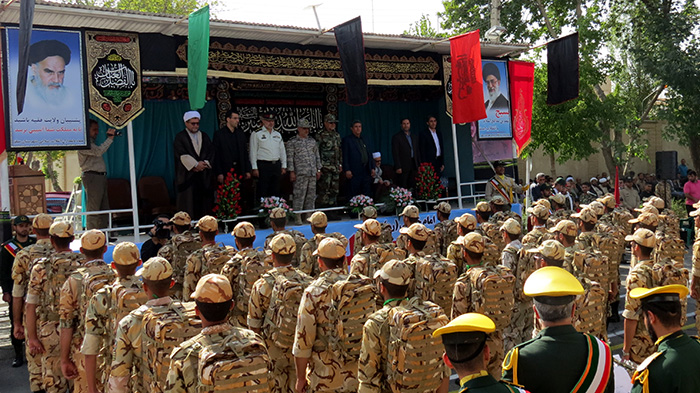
[389,187,413,210]
[348,194,375,215]
[415,162,444,201]
[213,169,242,220]
[258,196,295,221]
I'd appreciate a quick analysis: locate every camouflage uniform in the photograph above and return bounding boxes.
[248,265,312,393]
[547,209,574,227]
[221,247,270,327]
[433,219,458,257]
[292,268,360,392]
[405,252,457,315]
[264,229,307,267]
[521,227,547,247]
[501,240,532,352]
[352,223,393,256]
[396,230,438,256]
[622,259,656,364]
[182,243,235,301]
[694,239,700,332]
[286,134,322,212]
[350,244,406,278]
[157,230,201,299]
[315,127,342,207]
[300,233,348,277]
[479,222,506,253]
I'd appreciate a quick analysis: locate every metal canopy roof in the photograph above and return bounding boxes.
[0,1,527,57]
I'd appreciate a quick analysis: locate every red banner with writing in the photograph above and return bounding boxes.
[508,60,535,157]
[449,31,486,124]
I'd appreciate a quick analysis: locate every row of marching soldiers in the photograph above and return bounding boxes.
[8,187,698,393]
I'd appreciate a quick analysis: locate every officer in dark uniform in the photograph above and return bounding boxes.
[502,266,614,393]
[630,284,700,393]
[0,215,35,367]
[434,313,529,393]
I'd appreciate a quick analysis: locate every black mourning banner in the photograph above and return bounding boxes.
[16,0,35,114]
[334,17,368,106]
[547,33,579,105]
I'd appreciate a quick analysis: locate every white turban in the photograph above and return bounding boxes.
[372,152,381,159]
[183,111,201,122]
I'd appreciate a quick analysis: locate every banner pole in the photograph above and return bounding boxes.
[126,121,140,242]
[525,155,531,218]
[451,123,463,209]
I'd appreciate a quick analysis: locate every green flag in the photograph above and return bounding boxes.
[188,5,210,110]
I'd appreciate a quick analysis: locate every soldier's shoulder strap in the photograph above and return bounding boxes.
[632,351,664,390]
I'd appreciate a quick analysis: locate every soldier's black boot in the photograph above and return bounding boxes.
[11,343,24,367]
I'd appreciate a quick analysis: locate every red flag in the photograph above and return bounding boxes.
[614,166,620,206]
[509,60,535,157]
[449,31,486,124]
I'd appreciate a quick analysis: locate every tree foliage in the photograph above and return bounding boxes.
[65,0,216,16]
[403,14,446,38]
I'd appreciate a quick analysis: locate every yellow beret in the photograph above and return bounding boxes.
[524,266,584,298]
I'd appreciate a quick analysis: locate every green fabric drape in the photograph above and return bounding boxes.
[187,6,210,111]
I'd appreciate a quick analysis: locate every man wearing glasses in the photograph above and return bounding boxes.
[174,110,214,219]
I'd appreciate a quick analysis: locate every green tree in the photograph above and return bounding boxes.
[404,14,446,38]
[65,0,215,16]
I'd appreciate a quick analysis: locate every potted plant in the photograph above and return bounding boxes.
[348,194,375,219]
[415,162,444,210]
[213,169,243,231]
[258,196,295,227]
[388,187,413,216]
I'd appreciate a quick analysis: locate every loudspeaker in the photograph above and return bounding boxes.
[656,151,677,180]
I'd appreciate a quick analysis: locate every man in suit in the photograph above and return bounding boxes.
[418,115,445,177]
[391,118,419,190]
[483,63,510,111]
[174,110,215,219]
[342,120,372,198]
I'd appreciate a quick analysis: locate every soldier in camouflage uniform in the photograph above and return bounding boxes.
[350,219,403,277]
[646,196,680,238]
[59,230,116,393]
[166,274,271,392]
[573,208,599,251]
[293,238,363,393]
[548,220,579,273]
[221,221,269,328]
[81,242,147,393]
[316,114,342,208]
[264,208,307,267]
[358,259,450,393]
[26,222,83,393]
[287,118,322,221]
[157,211,201,299]
[396,205,438,255]
[183,215,236,301]
[249,233,311,393]
[522,204,550,246]
[11,213,53,393]
[447,213,478,273]
[489,195,521,224]
[300,211,348,277]
[352,206,393,256]
[547,193,574,227]
[434,201,458,257]
[500,218,532,352]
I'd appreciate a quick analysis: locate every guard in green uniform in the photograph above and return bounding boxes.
[630,284,700,393]
[434,313,529,393]
[502,266,614,393]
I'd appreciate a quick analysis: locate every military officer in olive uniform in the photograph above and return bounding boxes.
[286,118,322,219]
[316,114,342,207]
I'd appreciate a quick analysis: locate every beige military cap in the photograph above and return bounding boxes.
[354,219,382,237]
[313,237,346,259]
[270,208,287,219]
[571,208,597,224]
[527,239,566,260]
[534,199,551,211]
[475,201,491,213]
[138,257,173,281]
[598,195,616,209]
[454,213,477,230]
[625,228,656,248]
[307,211,328,227]
[399,223,430,241]
[361,206,378,219]
[629,212,659,227]
[530,204,550,219]
[190,273,233,303]
[196,215,218,232]
[112,242,140,266]
[373,259,412,286]
[436,202,451,214]
[81,229,106,250]
[549,194,566,205]
[690,208,700,217]
[635,205,659,215]
[500,218,521,235]
[399,205,420,219]
[32,213,53,229]
[232,221,255,238]
[644,196,665,210]
[171,211,192,226]
[491,195,507,206]
[548,220,578,237]
[269,233,296,255]
[458,232,485,253]
[49,221,74,238]
[581,201,605,216]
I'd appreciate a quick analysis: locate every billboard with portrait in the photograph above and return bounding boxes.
[3,26,88,150]
[477,59,512,139]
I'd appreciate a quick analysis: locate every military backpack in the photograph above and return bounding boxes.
[467,265,515,330]
[653,257,690,325]
[36,252,82,322]
[171,233,202,285]
[573,279,607,338]
[74,263,116,340]
[573,250,609,289]
[413,256,458,316]
[262,270,313,349]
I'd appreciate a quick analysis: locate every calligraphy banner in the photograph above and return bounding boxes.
[508,60,534,156]
[442,55,452,118]
[449,30,487,124]
[86,31,143,129]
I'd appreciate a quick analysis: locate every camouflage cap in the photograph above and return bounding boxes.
[690,208,700,218]
[644,196,665,210]
[491,195,507,206]
[32,213,53,229]
[307,211,328,227]
[399,205,420,218]
[138,257,173,281]
[629,212,659,227]
[625,228,656,248]
[571,208,597,224]
[195,215,218,232]
[49,221,74,238]
[269,233,296,255]
[171,211,192,226]
[598,195,616,208]
[436,202,451,214]
[270,208,287,219]
[530,204,550,219]
[313,237,346,259]
[190,274,233,303]
[475,201,491,213]
[112,242,140,266]
[534,199,551,211]
[361,206,378,219]
[80,229,106,250]
[399,223,430,241]
[232,221,255,238]
[297,118,312,128]
[549,193,566,205]
[354,219,382,237]
[581,201,605,216]
[373,259,412,286]
[454,213,477,230]
[500,218,521,235]
[458,232,485,253]
[527,239,566,260]
[323,113,338,123]
[548,220,578,237]
[635,205,659,215]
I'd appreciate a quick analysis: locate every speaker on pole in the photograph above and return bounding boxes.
[656,151,677,180]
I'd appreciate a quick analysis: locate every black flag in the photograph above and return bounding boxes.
[16,0,35,114]
[334,17,367,106]
[547,33,579,105]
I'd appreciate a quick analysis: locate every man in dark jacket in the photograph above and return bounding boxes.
[391,118,419,190]
[174,110,215,219]
[418,115,445,177]
[342,120,372,198]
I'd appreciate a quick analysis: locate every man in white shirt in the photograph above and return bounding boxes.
[419,115,445,177]
[78,119,116,230]
[173,110,214,219]
[250,112,287,199]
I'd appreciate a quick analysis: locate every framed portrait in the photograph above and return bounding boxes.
[2,26,89,151]
[477,59,512,140]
